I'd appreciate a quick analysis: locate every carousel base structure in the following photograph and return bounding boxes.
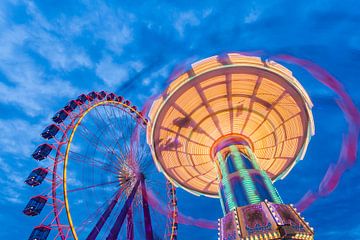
[218,201,314,240]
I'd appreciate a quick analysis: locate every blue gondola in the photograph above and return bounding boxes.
[142,118,149,126]
[106,93,116,101]
[115,95,124,102]
[25,168,48,187]
[32,144,53,161]
[123,100,131,106]
[76,94,87,105]
[87,91,98,101]
[41,124,60,140]
[136,111,143,120]
[64,100,79,112]
[98,91,106,100]
[130,105,137,113]
[52,109,68,123]
[28,225,51,240]
[171,199,177,206]
[23,195,47,216]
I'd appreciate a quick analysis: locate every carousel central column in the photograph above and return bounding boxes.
[216,144,312,239]
[215,143,283,214]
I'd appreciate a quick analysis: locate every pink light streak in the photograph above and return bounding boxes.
[147,189,217,229]
[141,52,360,229]
[272,54,360,212]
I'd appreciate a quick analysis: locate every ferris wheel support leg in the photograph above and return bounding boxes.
[86,190,122,240]
[140,174,154,240]
[126,206,134,240]
[106,179,141,240]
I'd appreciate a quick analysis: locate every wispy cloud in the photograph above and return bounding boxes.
[67,171,83,188]
[174,11,201,38]
[0,3,81,116]
[96,57,130,88]
[96,56,144,88]
[25,2,92,70]
[0,1,139,118]
[3,188,22,204]
[0,158,26,204]
[62,1,134,54]
[244,8,261,24]
[0,119,43,156]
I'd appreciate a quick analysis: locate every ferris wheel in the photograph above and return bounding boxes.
[23,91,179,240]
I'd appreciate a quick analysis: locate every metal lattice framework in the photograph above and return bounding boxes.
[24,91,178,240]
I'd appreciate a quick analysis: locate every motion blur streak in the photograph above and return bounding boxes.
[273,55,360,212]
[142,53,359,228]
[147,190,217,229]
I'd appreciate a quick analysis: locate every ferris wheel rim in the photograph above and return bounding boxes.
[62,100,146,240]
[24,91,178,240]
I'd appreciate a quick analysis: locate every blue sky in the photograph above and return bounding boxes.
[0,0,359,239]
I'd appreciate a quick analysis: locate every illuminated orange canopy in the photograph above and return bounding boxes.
[147,53,314,197]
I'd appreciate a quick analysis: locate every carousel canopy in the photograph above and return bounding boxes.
[147,53,314,197]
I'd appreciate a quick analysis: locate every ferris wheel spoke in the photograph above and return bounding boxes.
[88,105,109,129]
[77,123,118,158]
[138,156,154,175]
[85,125,131,170]
[114,111,137,163]
[98,106,134,167]
[68,180,119,193]
[109,105,134,151]
[76,124,124,169]
[97,105,131,154]
[89,106,128,156]
[75,126,113,160]
[93,104,132,154]
[68,151,119,175]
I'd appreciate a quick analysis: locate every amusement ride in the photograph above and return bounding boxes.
[24,91,178,240]
[24,53,317,239]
